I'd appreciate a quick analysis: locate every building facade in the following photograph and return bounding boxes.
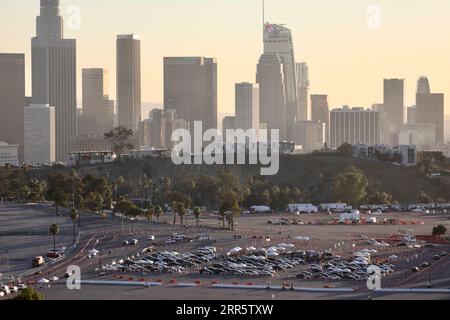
[311,94,329,144]
[0,142,19,165]
[256,53,287,140]
[0,54,25,162]
[31,0,77,162]
[24,104,56,164]
[235,83,260,132]
[330,107,381,149]
[264,23,298,140]
[164,57,217,133]
[398,123,436,150]
[296,62,310,121]
[117,34,141,132]
[416,92,444,144]
[383,79,404,145]
[79,68,115,136]
[293,121,326,153]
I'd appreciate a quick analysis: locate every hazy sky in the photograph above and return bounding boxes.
[1,0,449,120]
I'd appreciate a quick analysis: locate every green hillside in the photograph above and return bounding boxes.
[68,154,446,204]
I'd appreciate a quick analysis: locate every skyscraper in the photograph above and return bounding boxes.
[415,76,444,143]
[0,53,25,161]
[256,54,287,139]
[79,68,115,135]
[407,106,417,124]
[117,34,141,132]
[311,94,329,144]
[293,121,325,154]
[264,23,298,140]
[31,0,77,162]
[330,107,381,149]
[417,77,431,95]
[24,104,56,164]
[416,92,444,144]
[235,83,260,132]
[383,79,404,145]
[164,57,217,132]
[296,62,310,121]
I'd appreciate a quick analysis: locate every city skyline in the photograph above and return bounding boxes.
[1,0,449,120]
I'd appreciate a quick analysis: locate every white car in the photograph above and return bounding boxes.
[17,284,27,291]
[9,286,18,293]
[0,291,5,297]
[147,235,156,241]
[165,239,176,245]
[1,285,10,295]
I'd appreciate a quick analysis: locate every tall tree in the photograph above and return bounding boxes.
[104,127,134,159]
[332,165,368,208]
[154,206,163,223]
[49,224,59,252]
[69,208,79,244]
[194,207,201,227]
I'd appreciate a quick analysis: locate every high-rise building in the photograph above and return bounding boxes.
[117,34,141,132]
[330,107,381,149]
[398,123,436,150]
[264,23,298,140]
[415,77,445,144]
[296,62,310,121]
[235,83,260,132]
[311,94,329,143]
[79,68,115,136]
[31,0,77,162]
[164,57,217,133]
[293,121,325,154]
[256,54,287,139]
[24,104,56,164]
[416,93,444,144]
[0,53,25,161]
[407,106,417,124]
[0,142,19,165]
[383,79,404,145]
[222,116,236,143]
[139,108,190,150]
[417,77,431,95]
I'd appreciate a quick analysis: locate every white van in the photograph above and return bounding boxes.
[288,204,318,214]
[249,206,272,214]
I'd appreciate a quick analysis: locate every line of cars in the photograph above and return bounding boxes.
[101,247,218,275]
[411,251,447,273]
[296,249,395,281]
[0,284,27,297]
[200,254,305,278]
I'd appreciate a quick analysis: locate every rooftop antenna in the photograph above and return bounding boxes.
[262,0,265,36]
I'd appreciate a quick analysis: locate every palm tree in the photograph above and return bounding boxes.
[172,201,178,225]
[49,224,59,252]
[69,208,79,244]
[177,202,186,225]
[75,194,84,227]
[154,206,163,223]
[146,206,154,222]
[194,207,201,227]
[115,176,125,203]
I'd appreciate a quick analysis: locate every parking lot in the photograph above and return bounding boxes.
[1,204,449,300]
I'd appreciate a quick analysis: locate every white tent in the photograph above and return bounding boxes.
[38,278,49,284]
[89,249,100,256]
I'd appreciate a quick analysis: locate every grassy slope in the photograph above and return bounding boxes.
[70,154,445,204]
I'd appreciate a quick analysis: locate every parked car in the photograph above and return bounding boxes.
[32,256,45,268]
